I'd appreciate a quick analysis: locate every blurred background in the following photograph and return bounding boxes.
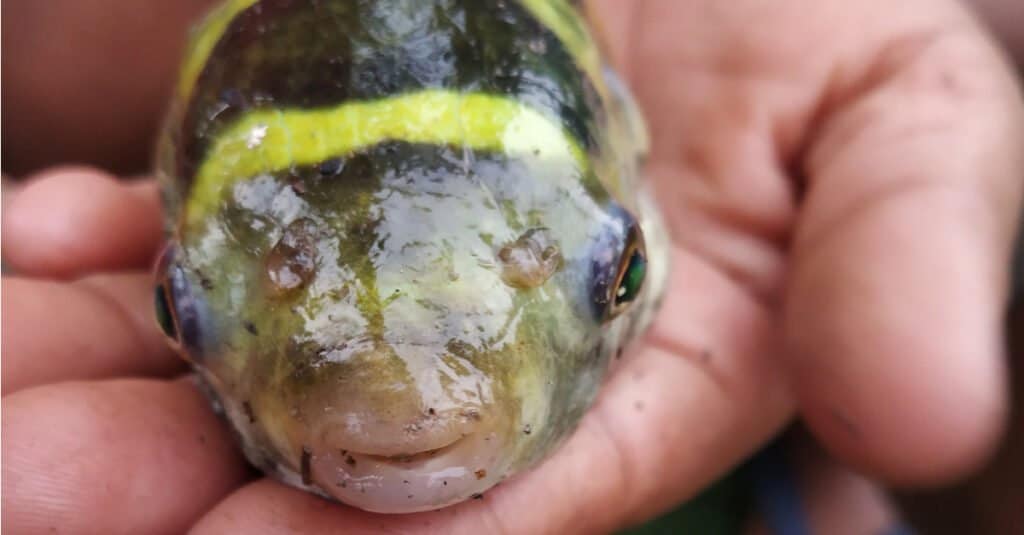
[2,1,1022,533]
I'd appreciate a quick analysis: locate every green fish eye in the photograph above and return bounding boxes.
[615,249,647,306]
[154,285,178,340]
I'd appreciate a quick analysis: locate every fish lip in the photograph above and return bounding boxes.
[304,430,508,513]
[348,434,470,466]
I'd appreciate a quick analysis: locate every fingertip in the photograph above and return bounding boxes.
[786,200,1010,486]
[1,166,163,277]
[799,379,1007,487]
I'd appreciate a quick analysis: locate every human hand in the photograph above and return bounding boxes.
[4,0,1023,533]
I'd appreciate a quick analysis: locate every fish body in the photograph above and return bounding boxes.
[155,0,669,513]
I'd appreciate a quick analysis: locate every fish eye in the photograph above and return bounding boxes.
[605,226,647,320]
[152,242,208,355]
[153,244,182,344]
[154,282,179,341]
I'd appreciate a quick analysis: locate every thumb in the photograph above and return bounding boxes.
[785,4,1024,485]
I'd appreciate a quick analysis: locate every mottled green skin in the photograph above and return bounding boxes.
[156,0,668,513]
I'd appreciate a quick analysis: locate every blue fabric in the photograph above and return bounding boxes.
[749,442,812,535]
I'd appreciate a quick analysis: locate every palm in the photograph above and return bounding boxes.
[4,1,1023,534]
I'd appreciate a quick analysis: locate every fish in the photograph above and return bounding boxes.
[153,0,669,513]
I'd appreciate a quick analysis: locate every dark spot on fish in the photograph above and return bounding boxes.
[428,407,436,416]
[289,178,307,196]
[219,87,247,108]
[339,481,347,488]
[471,493,484,500]
[700,349,713,364]
[345,455,357,467]
[403,480,409,484]
[257,457,279,475]
[340,450,348,456]
[243,321,259,336]
[300,447,312,485]
[616,347,624,360]
[319,157,343,176]
[199,276,214,291]
[443,481,447,486]
[523,424,532,435]
[475,469,487,480]
[198,433,207,445]
[242,401,256,423]
[408,495,414,499]
[634,401,644,412]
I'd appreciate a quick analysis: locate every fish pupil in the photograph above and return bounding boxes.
[615,251,646,305]
[154,285,177,340]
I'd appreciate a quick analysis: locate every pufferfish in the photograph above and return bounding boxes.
[153,0,669,513]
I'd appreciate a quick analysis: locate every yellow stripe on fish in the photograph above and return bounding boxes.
[187,89,589,226]
[177,0,259,101]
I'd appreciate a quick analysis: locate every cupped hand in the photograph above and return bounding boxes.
[4,1,1023,533]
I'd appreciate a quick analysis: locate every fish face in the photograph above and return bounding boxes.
[156,0,664,513]
[156,141,649,512]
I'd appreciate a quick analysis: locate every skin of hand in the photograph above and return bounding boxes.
[3,0,1024,533]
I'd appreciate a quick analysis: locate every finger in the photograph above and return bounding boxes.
[785,2,1024,484]
[1,378,250,535]
[1,0,217,175]
[1,167,164,278]
[601,0,1018,489]
[2,273,183,395]
[896,308,1024,534]
[192,248,794,534]
[745,438,910,535]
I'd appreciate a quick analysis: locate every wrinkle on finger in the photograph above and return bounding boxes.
[1,378,249,535]
[2,273,184,394]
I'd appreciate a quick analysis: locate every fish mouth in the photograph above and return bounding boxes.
[303,430,509,513]
[350,434,470,466]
